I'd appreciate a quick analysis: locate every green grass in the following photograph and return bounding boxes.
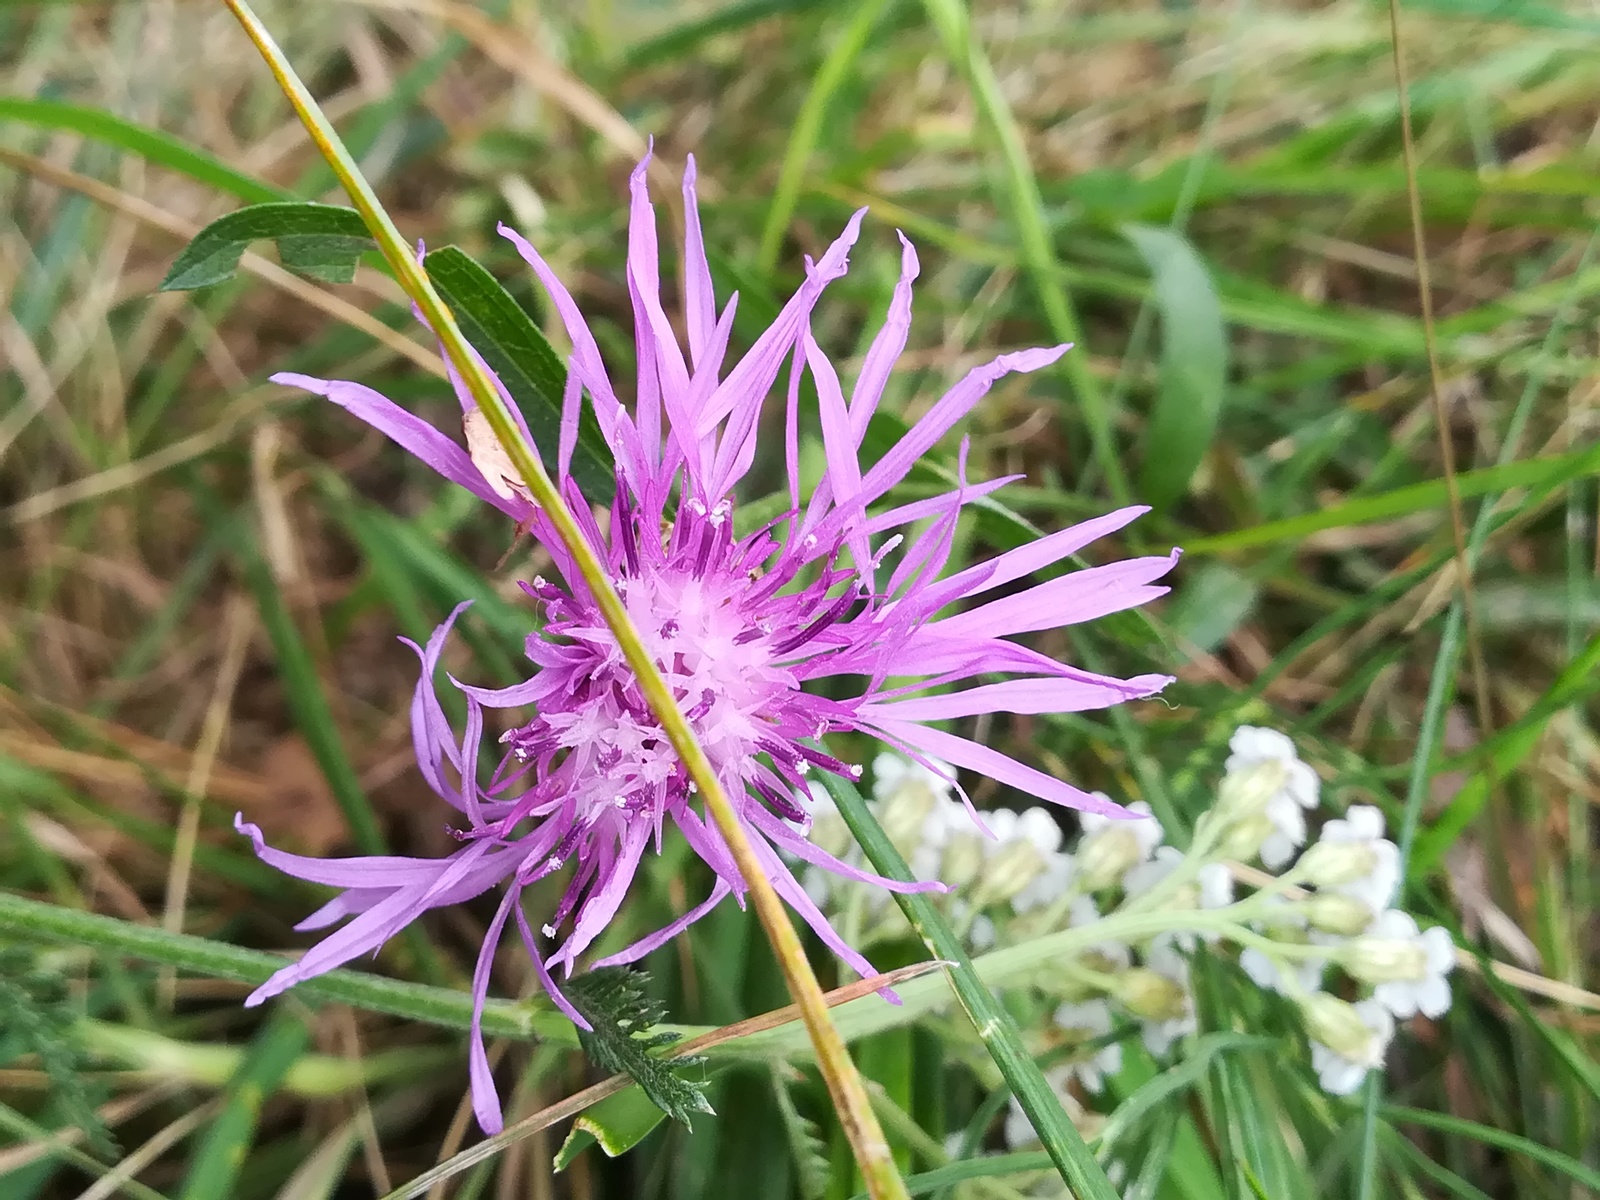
[3,0,1599,1196]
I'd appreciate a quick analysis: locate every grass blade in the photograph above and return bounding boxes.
[177,1015,309,1200]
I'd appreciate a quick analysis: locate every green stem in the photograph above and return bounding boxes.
[0,890,576,1046]
[77,1019,458,1098]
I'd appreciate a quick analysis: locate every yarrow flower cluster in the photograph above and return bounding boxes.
[810,726,1455,1164]
[239,156,1178,1132]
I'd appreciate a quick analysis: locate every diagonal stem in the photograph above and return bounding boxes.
[221,3,906,1194]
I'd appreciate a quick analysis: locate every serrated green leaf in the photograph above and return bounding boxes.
[566,968,714,1126]
[159,202,374,291]
[553,1087,670,1170]
[1124,223,1229,511]
[0,948,114,1158]
[422,245,614,502]
[770,1067,831,1200]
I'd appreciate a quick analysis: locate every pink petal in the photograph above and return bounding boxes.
[936,506,1151,600]
[592,878,733,969]
[694,209,866,439]
[932,551,1180,639]
[855,345,1070,508]
[469,887,518,1134]
[849,232,919,437]
[861,673,1172,722]
[681,155,719,371]
[271,373,530,521]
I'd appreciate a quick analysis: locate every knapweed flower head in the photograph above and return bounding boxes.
[241,155,1176,1132]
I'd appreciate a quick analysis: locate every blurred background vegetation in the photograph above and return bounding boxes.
[3,0,1600,1196]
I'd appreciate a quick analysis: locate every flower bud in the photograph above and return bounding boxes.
[1115,968,1188,1021]
[879,782,940,855]
[973,842,1047,907]
[940,830,986,890]
[1303,892,1376,936]
[1214,759,1288,824]
[1215,813,1276,862]
[1340,935,1429,984]
[811,811,853,861]
[1299,994,1380,1063]
[1079,827,1148,891]
[1297,839,1379,888]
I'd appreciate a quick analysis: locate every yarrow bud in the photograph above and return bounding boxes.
[1298,838,1380,888]
[1076,801,1161,891]
[972,809,1062,907]
[1301,995,1395,1096]
[1213,758,1288,824]
[1300,993,1386,1063]
[1341,934,1428,984]
[939,829,986,891]
[1302,891,1377,936]
[1115,967,1189,1021]
[1214,812,1277,862]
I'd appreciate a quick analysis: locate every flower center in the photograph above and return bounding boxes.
[493,495,867,838]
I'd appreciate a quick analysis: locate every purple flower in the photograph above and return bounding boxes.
[243,155,1176,1133]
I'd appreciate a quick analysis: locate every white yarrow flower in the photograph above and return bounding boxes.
[1077,800,1163,889]
[1122,848,1234,946]
[1138,937,1197,1056]
[1052,999,1123,1090]
[1310,804,1400,915]
[1306,996,1394,1095]
[1069,895,1131,971]
[1012,850,1077,914]
[1344,910,1456,1019]
[1239,946,1328,996]
[1225,726,1320,869]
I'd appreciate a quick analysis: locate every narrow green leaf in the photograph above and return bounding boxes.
[0,97,289,205]
[159,202,373,291]
[422,245,614,501]
[1097,1033,1269,1153]
[819,774,1121,1200]
[1182,442,1600,554]
[757,0,895,271]
[916,0,1126,502]
[1411,624,1600,872]
[566,968,714,1125]
[1382,1104,1600,1190]
[553,1087,669,1169]
[850,1151,1052,1198]
[1124,223,1228,511]
[178,1015,309,1200]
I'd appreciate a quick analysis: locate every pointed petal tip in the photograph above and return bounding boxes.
[269,370,327,393]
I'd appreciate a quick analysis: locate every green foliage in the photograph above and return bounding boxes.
[769,1068,831,1200]
[566,969,714,1127]
[0,946,113,1158]
[159,202,374,290]
[1124,223,1229,512]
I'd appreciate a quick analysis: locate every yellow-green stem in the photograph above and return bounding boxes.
[222,4,906,1195]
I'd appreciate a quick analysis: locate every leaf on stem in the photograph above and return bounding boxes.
[566,968,715,1126]
[159,201,374,290]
